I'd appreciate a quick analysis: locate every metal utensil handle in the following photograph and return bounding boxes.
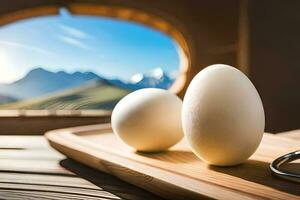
[270,150,300,183]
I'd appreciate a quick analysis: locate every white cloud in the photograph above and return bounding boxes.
[57,35,92,50]
[0,40,53,56]
[58,24,89,39]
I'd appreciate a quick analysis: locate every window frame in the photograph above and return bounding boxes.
[0,3,191,134]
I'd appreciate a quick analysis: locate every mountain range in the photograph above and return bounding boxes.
[0,94,17,104]
[0,67,174,102]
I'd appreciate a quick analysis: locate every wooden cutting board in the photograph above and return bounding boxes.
[45,124,300,200]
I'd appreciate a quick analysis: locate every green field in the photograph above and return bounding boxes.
[0,82,131,110]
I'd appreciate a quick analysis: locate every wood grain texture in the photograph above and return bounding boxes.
[278,129,300,140]
[46,124,300,200]
[0,135,164,200]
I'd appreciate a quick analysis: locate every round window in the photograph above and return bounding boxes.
[0,9,182,111]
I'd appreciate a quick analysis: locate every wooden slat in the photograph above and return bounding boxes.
[0,183,120,199]
[0,190,116,200]
[0,173,98,189]
[0,159,73,175]
[46,125,300,200]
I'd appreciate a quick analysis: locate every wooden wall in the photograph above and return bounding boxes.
[0,0,298,132]
[248,0,300,132]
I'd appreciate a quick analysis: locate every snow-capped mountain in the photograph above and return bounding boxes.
[106,68,175,91]
[130,68,174,89]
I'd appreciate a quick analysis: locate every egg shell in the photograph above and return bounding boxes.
[182,64,265,166]
[111,88,183,152]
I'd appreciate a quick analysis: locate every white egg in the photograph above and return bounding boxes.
[182,64,265,166]
[111,88,183,152]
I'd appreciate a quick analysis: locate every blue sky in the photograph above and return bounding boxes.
[0,9,180,84]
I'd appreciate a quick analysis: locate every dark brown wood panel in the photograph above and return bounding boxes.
[248,0,300,132]
[0,115,110,135]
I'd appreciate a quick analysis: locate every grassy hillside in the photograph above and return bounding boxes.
[0,82,130,110]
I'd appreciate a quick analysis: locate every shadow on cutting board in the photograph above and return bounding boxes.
[209,160,300,196]
[60,158,165,200]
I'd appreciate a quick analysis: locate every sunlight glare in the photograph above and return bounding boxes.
[0,49,18,84]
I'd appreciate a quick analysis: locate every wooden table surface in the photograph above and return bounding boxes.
[0,131,299,200]
[0,135,164,200]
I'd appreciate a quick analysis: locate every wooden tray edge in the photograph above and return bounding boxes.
[45,124,259,200]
